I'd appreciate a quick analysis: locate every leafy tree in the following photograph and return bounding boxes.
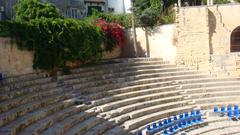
[14,0,63,21]
[202,0,230,4]
[214,0,230,4]
[135,0,162,27]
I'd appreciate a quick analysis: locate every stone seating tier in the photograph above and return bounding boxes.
[1,58,240,135]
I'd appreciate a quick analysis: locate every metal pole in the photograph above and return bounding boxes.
[131,0,138,57]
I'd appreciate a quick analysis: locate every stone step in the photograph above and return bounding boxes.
[59,64,179,81]
[74,73,209,98]
[0,77,52,92]
[105,106,195,135]
[0,82,58,102]
[41,109,96,135]
[64,116,105,135]
[181,80,240,89]
[120,99,240,134]
[89,81,176,102]
[95,85,178,111]
[100,93,240,133]
[99,89,183,112]
[0,86,63,113]
[151,116,227,135]
[71,70,204,91]
[0,90,72,127]
[182,85,240,94]
[90,77,240,103]
[196,97,240,108]
[0,73,47,87]
[187,90,240,99]
[0,96,75,135]
[69,58,166,73]
[18,104,87,135]
[101,95,184,119]
[185,117,240,135]
[83,120,117,135]
[62,66,186,86]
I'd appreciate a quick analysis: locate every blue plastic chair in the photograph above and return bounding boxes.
[234,105,239,111]
[221,106,226,113]
[191,111,195,116]
[187,119,192,125]
[163,129,168,135]
[168,118,172,123]
[227,111,233,118]
[197,116,203,123]
[158,121,163,127]
[174,125,178,131]
[153,123,157,129]
[164,119,168,125]
[147,125,151,131]
[137,130,142,135]
[196,110,201,116]
[227,105,232,111]
[214,107,219,113]
[179,114,184,119]
[184,112,189,118]
[178,122,183,128]
[169,127,175,133]
[234,110,239,117]
[192,118,197,123]
[182,120,187,127]
[174,115,178,121]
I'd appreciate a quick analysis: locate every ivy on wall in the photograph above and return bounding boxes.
[0,0,127,72]
[0,19,104,71]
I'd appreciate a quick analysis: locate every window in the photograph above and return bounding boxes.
[108,8,114,13]
[231,26,240,52]
[67,8,81,19]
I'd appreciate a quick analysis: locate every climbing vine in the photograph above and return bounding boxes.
[0,19,104,71]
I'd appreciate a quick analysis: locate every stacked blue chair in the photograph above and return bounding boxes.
[213,104,240,120]
[145,109,204,135]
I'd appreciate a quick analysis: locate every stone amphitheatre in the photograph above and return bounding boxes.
[1,2,240,135]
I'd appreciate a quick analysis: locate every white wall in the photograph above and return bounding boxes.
[108,0,131,14]
[124,25,176,63]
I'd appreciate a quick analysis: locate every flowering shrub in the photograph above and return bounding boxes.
[97,18,125,51]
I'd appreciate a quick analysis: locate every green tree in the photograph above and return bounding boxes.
[14,0,63,21]
[202,0,230,4]
[135,0,162,27]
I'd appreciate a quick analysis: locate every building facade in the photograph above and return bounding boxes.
[0,0,109,20]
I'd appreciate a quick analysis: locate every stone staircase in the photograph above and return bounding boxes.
[0,58,240,135]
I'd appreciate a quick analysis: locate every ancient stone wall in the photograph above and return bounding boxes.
[0,38,34,75]
[176,4,240,77]
[176,6,210,70]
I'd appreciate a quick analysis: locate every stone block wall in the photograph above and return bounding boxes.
[176,4,240,77]
[0,38,34,75]
[176,6,210,70]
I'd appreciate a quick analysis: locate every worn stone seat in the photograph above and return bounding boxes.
[1,58,240,135]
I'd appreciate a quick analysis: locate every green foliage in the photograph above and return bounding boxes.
[214,0,230,4]
[161,6,175,24]
[14,0,63,21]
[202,0,230,4]
[135,0,167,26]
[0,19,104,71]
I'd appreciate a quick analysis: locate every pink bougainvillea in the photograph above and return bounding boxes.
[97,18,125,50]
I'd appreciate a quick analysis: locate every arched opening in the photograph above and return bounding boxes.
[231,26,240,52]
